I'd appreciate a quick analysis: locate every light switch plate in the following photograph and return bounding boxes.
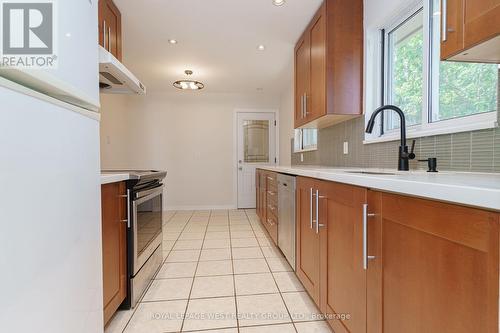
[343,141,349,155]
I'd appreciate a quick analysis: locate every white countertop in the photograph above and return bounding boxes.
[100,172,130,185]
[259,166,500,211]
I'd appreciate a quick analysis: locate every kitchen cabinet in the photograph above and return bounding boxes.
[441,0,500,62]
[296,177,368,330]
[366,191,499,333]
[99,0,122,61]
[295,176,499,333]
[295,177,324,305]
[256,170,266,224]
[294,34,311,128]
[256,169,278,245]
[294,0,363,129]
[101,181,127,325]
[265,172,278,244]
[321,182,367,333]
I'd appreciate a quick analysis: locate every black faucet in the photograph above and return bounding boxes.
[365,105,415,171]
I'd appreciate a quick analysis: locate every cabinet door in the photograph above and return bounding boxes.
[368,192,499,333]
[296,177,322,305]
[295,34,311,128]
[102,182,127,325]
[464,0,500,49]
[441,0,465,59]
[309,6,326,122]
[321,182,367,333]
[256,170,261,220]
[99,0,122,61]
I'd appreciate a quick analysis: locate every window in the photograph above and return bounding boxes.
[386,9,424,130]
[243,120,269,163]
[367,1,499,142]
[429,0,498,123]
[294,128,318,152]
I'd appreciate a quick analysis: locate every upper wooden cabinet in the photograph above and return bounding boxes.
[99,0,122,61]
[101,181,127,326]
[294,0,363,129]
[441,0,500,62]
[295,35,311,126]
[366,191,499,333]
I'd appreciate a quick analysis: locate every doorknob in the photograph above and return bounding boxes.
[238,160,243,164]
[238,167,243,171]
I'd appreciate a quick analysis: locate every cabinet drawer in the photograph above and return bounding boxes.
[265,213,278,245]
[266,189,278,205]
[266,173,278,188]
[267,204,278,221]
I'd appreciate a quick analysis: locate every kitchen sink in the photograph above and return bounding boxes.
[345,171,397,176]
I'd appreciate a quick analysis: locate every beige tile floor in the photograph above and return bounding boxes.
[105,209,332,333]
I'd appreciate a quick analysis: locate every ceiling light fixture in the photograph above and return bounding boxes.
[173,70,204,90]
[168,39,178,44]
[272,0,286,6]
[257,44,266,51]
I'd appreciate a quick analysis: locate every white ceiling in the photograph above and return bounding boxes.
[115,0,323,94]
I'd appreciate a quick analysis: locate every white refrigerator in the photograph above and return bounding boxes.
[0,0,103,332]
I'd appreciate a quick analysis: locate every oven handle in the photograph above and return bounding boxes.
[134,186,164,205]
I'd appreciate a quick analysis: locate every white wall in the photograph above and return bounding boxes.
[278,59,295,166]
[100,92,279,210]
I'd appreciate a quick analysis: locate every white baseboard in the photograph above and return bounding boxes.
[165,204,239,211]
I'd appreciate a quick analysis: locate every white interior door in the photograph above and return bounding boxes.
[237,112,276,209]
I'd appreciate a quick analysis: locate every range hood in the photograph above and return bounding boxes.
[99,46,146,95]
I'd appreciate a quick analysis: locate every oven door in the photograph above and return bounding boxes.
[132,186,163,275]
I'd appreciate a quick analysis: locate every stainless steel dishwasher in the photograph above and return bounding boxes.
[277,174,296,270]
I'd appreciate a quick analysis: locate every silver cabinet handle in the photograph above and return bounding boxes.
[126,189,131,229]
[315,189,319,233]
[442,0,447,42]
[304,93,308,116]
[108,26,111,51]
[315,190,326,234]
[309,188,313,229]
[103,20,107,50]
[363,204,376,270]
[300,95,304,119]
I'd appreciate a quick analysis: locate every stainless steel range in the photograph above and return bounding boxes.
[104,170,166,308]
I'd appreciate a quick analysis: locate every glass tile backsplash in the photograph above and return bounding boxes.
[292,116,500,173]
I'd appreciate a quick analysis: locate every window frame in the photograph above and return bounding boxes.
[294,128,318,153]
[364,0,498,144]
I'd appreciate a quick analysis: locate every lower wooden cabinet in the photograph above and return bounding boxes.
[256,169,278,245]
[296,177,323,305]
[366,191,499,333]
[101,182,127,325]
[322,182,367,333]
[295,176,500,333]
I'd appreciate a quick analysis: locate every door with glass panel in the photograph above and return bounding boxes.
[237,112,276,209]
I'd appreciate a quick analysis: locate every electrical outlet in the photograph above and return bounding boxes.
[343,141,349,155]
[300,153,304,162]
